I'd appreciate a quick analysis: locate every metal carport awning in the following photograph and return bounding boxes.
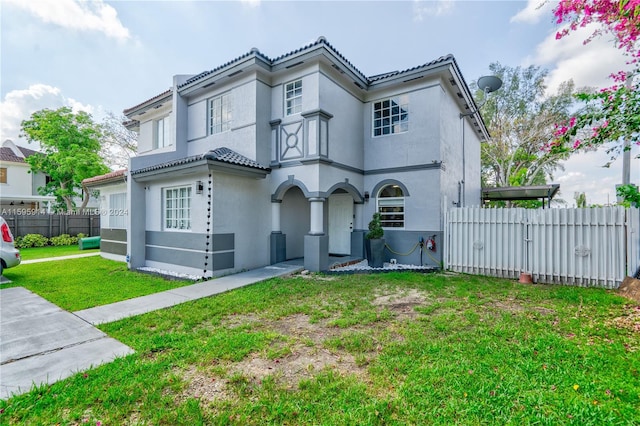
[481,184,560,208]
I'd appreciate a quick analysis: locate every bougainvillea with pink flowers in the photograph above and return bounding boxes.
[550,0,639,159]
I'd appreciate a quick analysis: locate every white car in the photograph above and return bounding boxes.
[0,216,21,275]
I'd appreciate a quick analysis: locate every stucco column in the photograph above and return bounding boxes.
[354,203,364,230]
[309,197,325,235]
[271,201,281,232]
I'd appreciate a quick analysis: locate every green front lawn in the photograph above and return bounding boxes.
[1,270,638,425]
[1,256,194,311]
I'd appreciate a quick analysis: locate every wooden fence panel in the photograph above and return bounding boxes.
[2,214,100,238]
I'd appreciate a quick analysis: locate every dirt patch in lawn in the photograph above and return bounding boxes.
[372,288,428,319]
[608,305,640,334]
[618,277,640,304]
[180,313,369,404]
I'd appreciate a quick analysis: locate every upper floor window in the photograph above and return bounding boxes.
[165,186,192,231]
[154,116,170,149]
[285,80,302,116]
[373,96,409,137]
[209,93,232,134]
[377,185,404,228]
[0,167,6,184]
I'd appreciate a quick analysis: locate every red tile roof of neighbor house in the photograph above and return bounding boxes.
[82,169,127,186]
[0,146,39,163]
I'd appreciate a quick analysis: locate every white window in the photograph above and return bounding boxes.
[165,186,192,230]
[285,80,302,116]
[209,93,232,134]
[377,185,405,228]
[373,96,409,137]
[154,116,170,148]
[109,193,127,229]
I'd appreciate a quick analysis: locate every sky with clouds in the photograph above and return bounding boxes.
[1,0,637,206]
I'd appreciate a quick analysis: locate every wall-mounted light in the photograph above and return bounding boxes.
[364,191,370,201]
[196,181,204,194]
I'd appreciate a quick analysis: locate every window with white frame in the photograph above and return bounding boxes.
[377,185,405,228]
[209,93,232,134]
[373,96,409,137]
[109,193,127,229]
[154,116,170,149]
[164,186,192,230]
[285,80,302,116]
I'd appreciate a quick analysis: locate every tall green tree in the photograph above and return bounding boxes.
[100,111,137,170]
[20,107,110,211]
[477,63,577,205]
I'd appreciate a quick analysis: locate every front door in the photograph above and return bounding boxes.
[328,194,353,255]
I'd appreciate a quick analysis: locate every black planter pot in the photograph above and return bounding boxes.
[368,238,385,268]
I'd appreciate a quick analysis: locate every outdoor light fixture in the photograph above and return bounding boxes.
[196,181,204,194]
[364,191,370,201]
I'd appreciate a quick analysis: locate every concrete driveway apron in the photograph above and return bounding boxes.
[0,287,133,400]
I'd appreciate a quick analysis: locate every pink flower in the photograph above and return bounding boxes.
[569,116,577,127]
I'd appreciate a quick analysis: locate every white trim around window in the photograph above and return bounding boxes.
[372,95,409,137]
[154,116,171,149]
[376,184,405,228]
[209,93,232,135]
[164,186,192,231]
[285,79,302,116]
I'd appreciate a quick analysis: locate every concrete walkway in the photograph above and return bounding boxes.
[21,252,101,264]
[0,260,303,400]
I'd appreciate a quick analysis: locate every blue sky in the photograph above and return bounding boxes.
[1,0,636,205]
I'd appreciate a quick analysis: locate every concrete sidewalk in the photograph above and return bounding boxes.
[74,261,304,325]
[0,260,303,400]
[21,252,101,264]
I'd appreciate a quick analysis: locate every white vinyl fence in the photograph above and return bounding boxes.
[445,207,640,289]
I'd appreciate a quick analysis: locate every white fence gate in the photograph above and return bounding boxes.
[445,207,639,289]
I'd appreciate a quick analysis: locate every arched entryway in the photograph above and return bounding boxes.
[280,186,310,259]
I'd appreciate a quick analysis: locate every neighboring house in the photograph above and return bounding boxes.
[121,37,489,276]
[0,139,55,211]
[82,169,128,261]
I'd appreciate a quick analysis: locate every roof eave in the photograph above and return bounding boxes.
[178,54,272,97]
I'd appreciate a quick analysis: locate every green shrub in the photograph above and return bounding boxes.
[15,234,49,248]
[366,213,384,239]
[49,234,79,246]
[77,232,87,239]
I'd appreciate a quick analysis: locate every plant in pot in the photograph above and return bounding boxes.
[366,212,385,268]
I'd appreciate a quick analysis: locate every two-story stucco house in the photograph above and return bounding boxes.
[0,139,55,211]
[122,37,489,277]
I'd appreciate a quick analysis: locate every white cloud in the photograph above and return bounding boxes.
[556,148,640,206]
[525,25,632,93]
[413,0,454,21]
[5,0,130,42]
[510,0,554,24]
[0,84,96,146]
[240,0,261,8]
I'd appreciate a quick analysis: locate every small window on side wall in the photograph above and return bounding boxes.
[377,185,404,228]
[372,95,409,137]
[164,186,192,231]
